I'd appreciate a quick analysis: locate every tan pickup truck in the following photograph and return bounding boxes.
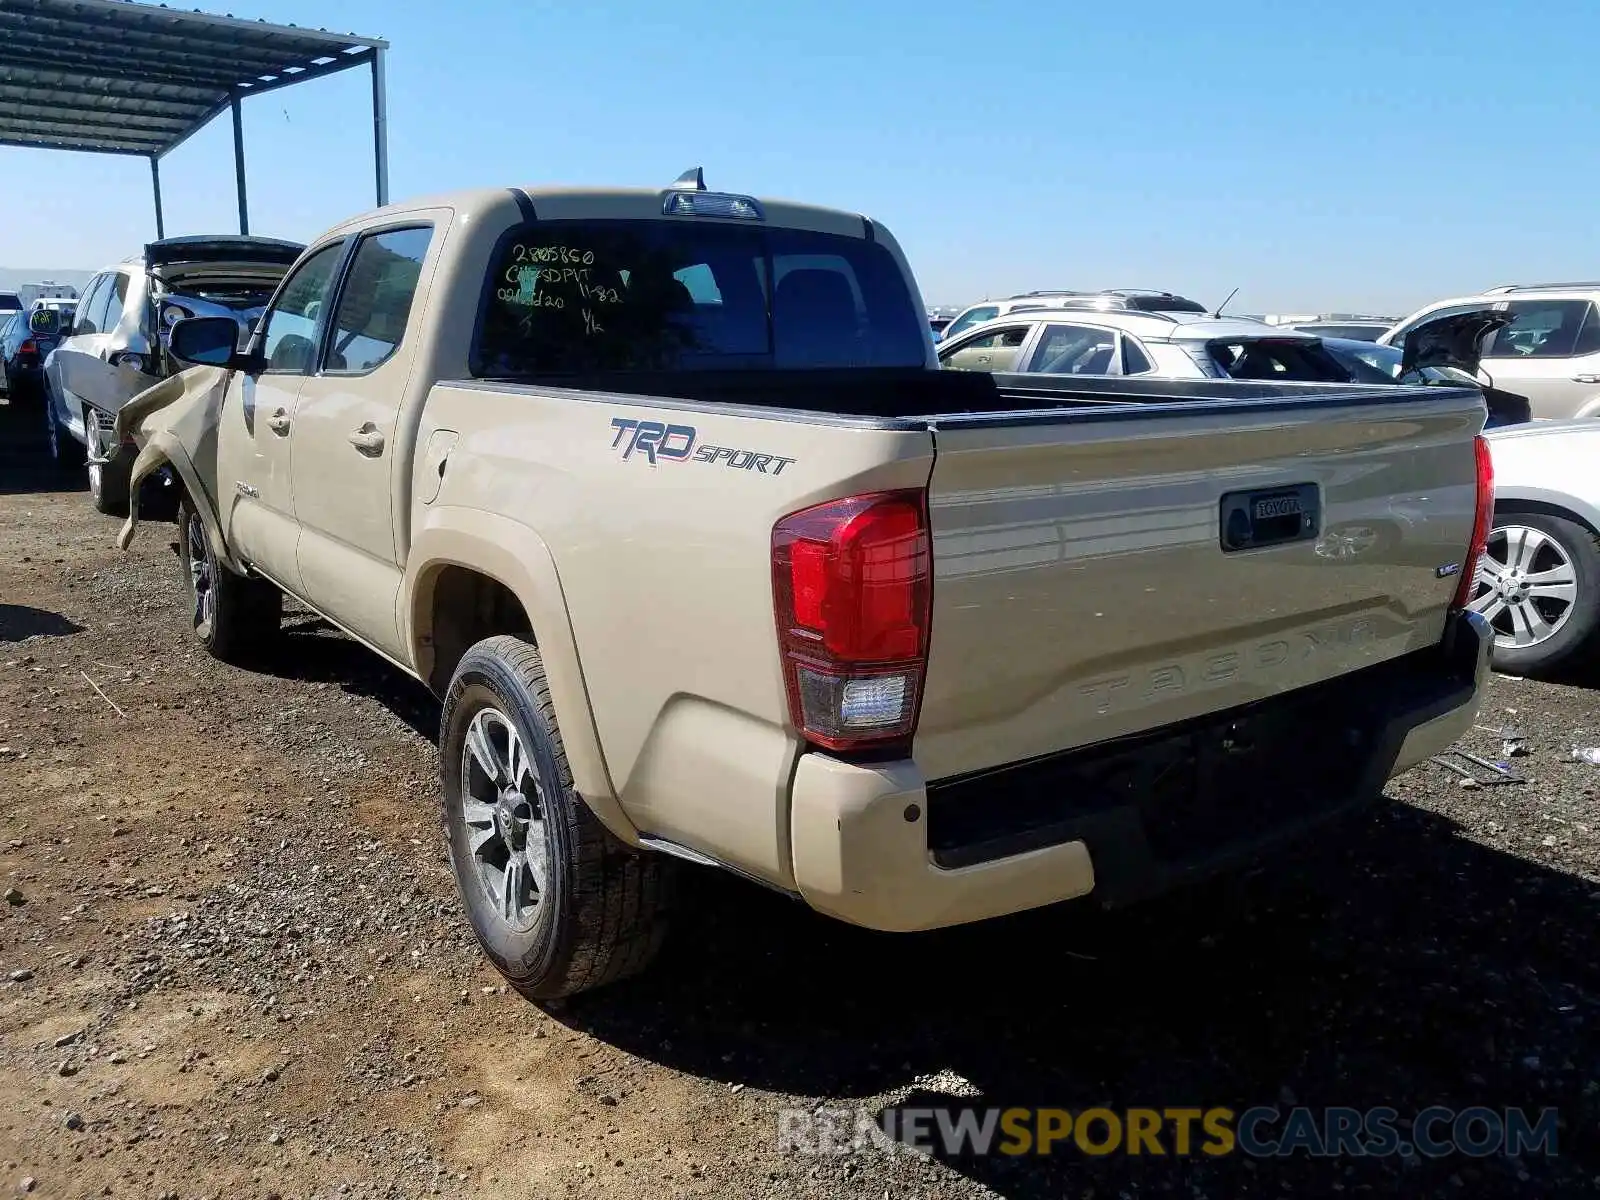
[115,170,1496,999]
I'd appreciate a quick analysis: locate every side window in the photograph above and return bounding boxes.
[100,272,130,333]
[322,227,431,375]
[1028,324,1119,375]
[1572,303,1600,358]
[943,305,998,340]
[964,327,1029,351]
[72,275,105,336]
[1489,299,1593,359]
[1122,336,1154,374]
[258,242,346,374]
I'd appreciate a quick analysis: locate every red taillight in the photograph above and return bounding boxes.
[1453,434,1495,610]
[19,338,36,356]
[772,490,932,753]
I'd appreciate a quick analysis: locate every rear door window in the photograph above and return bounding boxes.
[472,219,926,375]
[1487,299,1593,358]
[323,226,431,375]
[1026,323,1120,375]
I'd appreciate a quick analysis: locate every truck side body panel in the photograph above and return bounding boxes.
[413,382,935,887]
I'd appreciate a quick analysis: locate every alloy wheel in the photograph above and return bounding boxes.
[185,512,216,639]
[1468,523,1578,650]
[460,706,550,933]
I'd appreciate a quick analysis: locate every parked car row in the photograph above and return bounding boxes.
[932,299,1532,428]
[6,234,305,517]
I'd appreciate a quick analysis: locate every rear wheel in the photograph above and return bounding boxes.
[176,497,282,663]
[440,635,674,1000]
[1468,510,1600,676]
[43,390,85,472]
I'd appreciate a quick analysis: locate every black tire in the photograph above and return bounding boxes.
[1474,509,1600,677]
[440,635,673,1000]
[43,391,85,471]
[139,470,181,524]
[176,496,282,664]
[87,421,133,517]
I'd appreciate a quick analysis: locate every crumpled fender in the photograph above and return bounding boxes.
[112,365,243,573]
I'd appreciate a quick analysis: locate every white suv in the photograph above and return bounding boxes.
[938,288,1208,344]
[1380,283,1600,419]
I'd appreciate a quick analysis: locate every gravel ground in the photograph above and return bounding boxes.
[1,397,1597,1198]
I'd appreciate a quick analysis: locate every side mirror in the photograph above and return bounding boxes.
[28,308,59,336]
[168,315,261,371]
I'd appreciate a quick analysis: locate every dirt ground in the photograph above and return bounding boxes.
[1,396,1596,1199]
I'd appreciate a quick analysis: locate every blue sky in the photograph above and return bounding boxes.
[2,0,1598,315]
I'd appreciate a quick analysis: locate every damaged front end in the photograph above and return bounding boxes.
[112,365,240,573]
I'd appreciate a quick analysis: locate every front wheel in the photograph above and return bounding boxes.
[176,497,282,663]
[440,635,673,1000]
[1468,510,1600,677]
[86,416,132,517]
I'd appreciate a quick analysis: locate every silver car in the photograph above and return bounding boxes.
[936,309,1353,381]
[1380,282,1600,420]
[42,234,303,515]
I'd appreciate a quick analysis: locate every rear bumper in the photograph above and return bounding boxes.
[789,609,1491,931]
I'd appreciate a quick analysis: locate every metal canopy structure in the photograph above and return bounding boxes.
[0,0,388,237]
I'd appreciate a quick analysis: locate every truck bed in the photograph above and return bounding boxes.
[461,366,1466,426]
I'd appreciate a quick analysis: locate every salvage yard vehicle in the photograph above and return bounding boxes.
[42,234,304,516]
[1470,420,1600,676]
[0,308,64,401]
[115,169,1496,1000]
[1380,283,1600,420]
[937,309,1360,380]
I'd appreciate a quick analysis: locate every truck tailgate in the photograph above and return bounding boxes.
[914,388,1484,781]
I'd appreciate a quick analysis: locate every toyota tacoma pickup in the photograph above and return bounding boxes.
[113,170,1496,999]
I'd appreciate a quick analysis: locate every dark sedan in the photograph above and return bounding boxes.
[0,308,66,401]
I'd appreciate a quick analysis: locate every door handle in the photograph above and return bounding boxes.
[348,425,385,454]
[266,409,290,434]
[1572,374,1600,384]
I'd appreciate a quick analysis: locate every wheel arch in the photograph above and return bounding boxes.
[1492,489,1600,537]
[405,508,634,843]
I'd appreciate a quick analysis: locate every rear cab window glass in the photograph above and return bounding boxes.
[472,220,926,375]
[324,227,432,374]
[1489,299,1593,358]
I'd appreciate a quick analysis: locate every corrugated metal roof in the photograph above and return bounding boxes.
[0,0,386,158]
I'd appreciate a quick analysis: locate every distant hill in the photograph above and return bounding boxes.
[0,267,96,294]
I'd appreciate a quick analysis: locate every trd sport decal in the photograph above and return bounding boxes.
[610,417,796,475]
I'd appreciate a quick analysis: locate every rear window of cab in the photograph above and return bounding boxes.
[471,219,928,376]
